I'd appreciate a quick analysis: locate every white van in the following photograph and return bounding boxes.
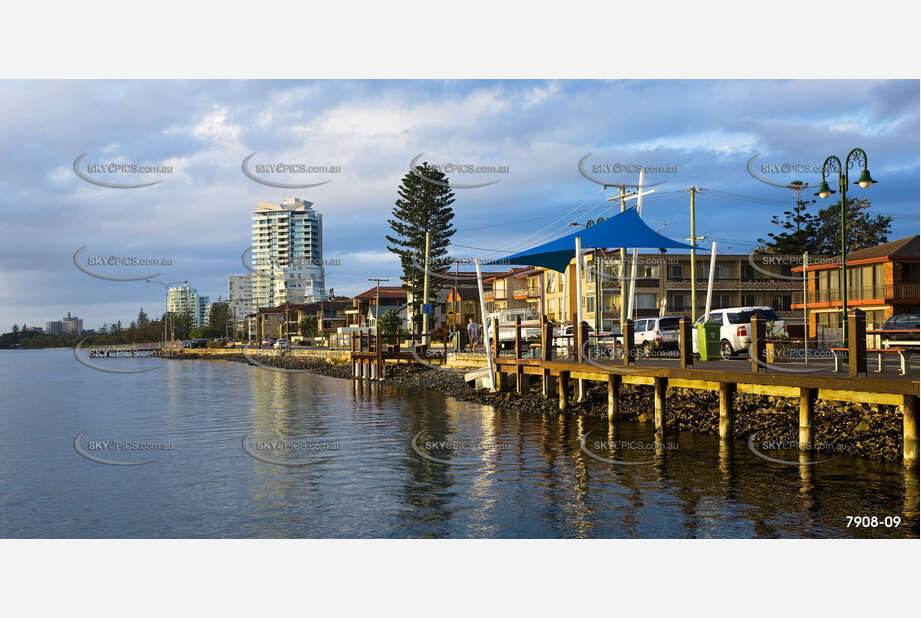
[692,306,787,359]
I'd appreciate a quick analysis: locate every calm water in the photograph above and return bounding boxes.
[0,349,917,538]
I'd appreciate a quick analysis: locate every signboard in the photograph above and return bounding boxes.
[421,303,434,315]
[446,309,456,325]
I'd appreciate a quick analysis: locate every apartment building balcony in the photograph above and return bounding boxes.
[792,283,919,307]
[666,279,802,291]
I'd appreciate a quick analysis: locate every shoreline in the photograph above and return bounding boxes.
[171,350,907,464]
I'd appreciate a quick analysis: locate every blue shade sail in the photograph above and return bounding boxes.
[500,207,699,272]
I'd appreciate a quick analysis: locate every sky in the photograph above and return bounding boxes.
[0,79,917,331]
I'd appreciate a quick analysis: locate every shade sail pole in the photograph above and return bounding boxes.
[626,169,645,321]
[475,258,497,392]
[704,242,717,320]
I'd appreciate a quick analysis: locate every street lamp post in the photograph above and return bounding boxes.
[814,148,877,342]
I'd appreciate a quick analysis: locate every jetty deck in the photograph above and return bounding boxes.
[349,312,920,467]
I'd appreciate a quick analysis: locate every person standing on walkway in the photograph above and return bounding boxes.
[467,317,480,351]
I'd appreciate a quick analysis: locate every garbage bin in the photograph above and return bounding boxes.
[697,322,722,361]
[454,328,469,352]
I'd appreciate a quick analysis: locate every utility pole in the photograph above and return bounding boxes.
[687,187,701,322]
[368,277,389,335]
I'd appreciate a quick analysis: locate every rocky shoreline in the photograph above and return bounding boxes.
[175,351,905,463]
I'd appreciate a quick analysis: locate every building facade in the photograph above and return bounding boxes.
[792,235,919,338]
[46,312,84,336]
[167,284,209,328]
[250,198,325,308]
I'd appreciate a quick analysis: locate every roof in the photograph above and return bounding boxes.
[354,286,408,301]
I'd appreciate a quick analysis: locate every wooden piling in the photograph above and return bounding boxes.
[623,318,634,367]
[558,371,570,412]
[904,395,919,468]
[847,309,867,378]
[750,315,765,374]
[607,374,621,422]
[718,382,735,439]
[541,318,552,397]
[799,387,816,450]
[679,318,693,369]
[654,377,667,433]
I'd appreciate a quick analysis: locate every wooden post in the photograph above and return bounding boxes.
[653,377,667,433]
[515,315,523,394]
[718,382,735,439]
[679,318,693,369]
[750,315,765,374]
[799,387,816,450]
[904,395,919,468]
[492,318,500,360]
[577,321,589,401]
[623,318,634,367]
[607,374,621,422]
[541,318,552,397]
[847,308,867,378]
[558,371,570,412]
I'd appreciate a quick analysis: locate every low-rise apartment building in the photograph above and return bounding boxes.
[792,235,919,337]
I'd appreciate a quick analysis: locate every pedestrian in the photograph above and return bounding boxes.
[467,317,480,351]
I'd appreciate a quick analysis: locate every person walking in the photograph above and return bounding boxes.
[466,317,480,351]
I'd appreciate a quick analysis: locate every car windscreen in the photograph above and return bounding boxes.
[658,318,681,330]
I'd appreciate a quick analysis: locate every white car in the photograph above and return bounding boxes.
[273,338,290,350]
[692,306,787,359]
[632,316,683,355]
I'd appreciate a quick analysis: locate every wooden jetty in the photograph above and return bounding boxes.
[350,309,919,467]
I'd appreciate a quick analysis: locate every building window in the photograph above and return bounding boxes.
[741,294,759,306]
[637,264,659,279]
[713,293,730,308]
[668,293,689,310]
[667,265,683,281]
[635,293,657,309]
[698,264,730,280]
[772,294,792,311]
[545,271,555,292]
[586,295,596,314]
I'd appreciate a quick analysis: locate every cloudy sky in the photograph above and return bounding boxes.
[0,79,917,331]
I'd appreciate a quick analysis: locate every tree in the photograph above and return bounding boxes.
[378,309,401,343]
[812,197,892,255]
[299,316,318,339]
[207,301,231,334]
[385,162,456,333]
[11,324,18,333]
[137,308,149,327]
[759,192,891,256]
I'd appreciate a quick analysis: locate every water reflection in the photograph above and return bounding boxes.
[0,350,917,539]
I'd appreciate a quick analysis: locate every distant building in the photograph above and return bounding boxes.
[348,285,408,329]
[228,273,257,322]
[167,284,209,328]
[46,312,83,335]
[250,198,325,308]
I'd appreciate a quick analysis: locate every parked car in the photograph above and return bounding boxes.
[632,315,683,355]
[273,338,290,350]
[188,338,208,349]
[692,306,787,360]
[261,338,276,348]
[880,314,920,347]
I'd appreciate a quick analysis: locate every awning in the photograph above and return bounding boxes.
[499,207,699,272]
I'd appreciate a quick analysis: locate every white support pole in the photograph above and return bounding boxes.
[626,169,645,321]
[475,259,497,392]
[575,236,583,362]
[421,230,431,346]
[704,241,718,320]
